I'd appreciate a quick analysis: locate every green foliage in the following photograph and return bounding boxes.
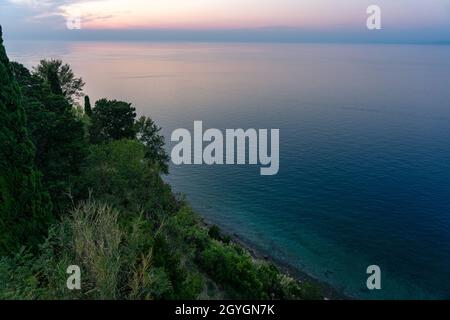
[0,247,48,299]
[199,241,265,299]
[47,67,63,96]
[33,59,85,104]
[164,205,323,300]
[90,99,136,144]
[84,95,92,117]
[208,225,221,240]
[63,201,122,298]
[12,61,87,212]
[76,139,177,216]
[197,239,322,300]
[0,26,53,255]
[135,116,170,174]
[74,140,202,299]
[0,201,182,299]
[207,225,230,244]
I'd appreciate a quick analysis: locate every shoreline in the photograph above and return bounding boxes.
[198,215,349,300]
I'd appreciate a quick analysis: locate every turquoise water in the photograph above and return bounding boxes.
[7,41,450,299]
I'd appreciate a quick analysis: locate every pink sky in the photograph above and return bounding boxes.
[6,0,450,30]
[2,0,450,42]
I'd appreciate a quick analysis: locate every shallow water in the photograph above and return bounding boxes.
[7,40,450,299]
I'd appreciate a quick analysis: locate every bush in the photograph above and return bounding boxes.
[76,139,178,217]
[208,225,221,241]
[0,201,185,300]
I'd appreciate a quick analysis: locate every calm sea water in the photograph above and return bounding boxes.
[6,40,450,299]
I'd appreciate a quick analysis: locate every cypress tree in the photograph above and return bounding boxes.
[0,25,53,254]
[47,66,63,96]
[84,95,92,116]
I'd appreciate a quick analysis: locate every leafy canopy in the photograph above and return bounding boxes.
[90,99,136,144]
[12,61,87,212]
[135,116,170,174]
[33,59,85,104]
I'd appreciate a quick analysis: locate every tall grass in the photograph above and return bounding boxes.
[66,201,122,299]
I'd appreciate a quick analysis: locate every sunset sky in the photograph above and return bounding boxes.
[1,0,450,42]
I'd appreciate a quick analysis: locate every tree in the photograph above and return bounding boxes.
[47,65,63,96]
[12,61,87,212]
[90,99,136,143]
[0,25,53,254]
[84,95,92,117]
[33,59,85,104]
[135,116,169,174]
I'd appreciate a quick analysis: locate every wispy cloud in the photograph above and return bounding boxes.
[8,0,67,10]
[8,0,51,7]
[5,0,119,31]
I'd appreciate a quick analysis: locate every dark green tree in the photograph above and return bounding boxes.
[0,26,53,254]
[47,65,63,96]
[84,95,92,117]
[135,116,169,174]
[12,61,87,212]
[33,59,85,104]
[90,99,136,143]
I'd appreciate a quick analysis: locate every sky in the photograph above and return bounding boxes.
[1,0,450,42]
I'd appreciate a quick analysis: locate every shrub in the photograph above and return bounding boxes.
[208,225,221,241]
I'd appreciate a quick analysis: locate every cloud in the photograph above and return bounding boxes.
[8,0,62,10]
[6,0,108,19]
[6,0,66,22]
[8,0,48,7]
[3,0,116,34]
